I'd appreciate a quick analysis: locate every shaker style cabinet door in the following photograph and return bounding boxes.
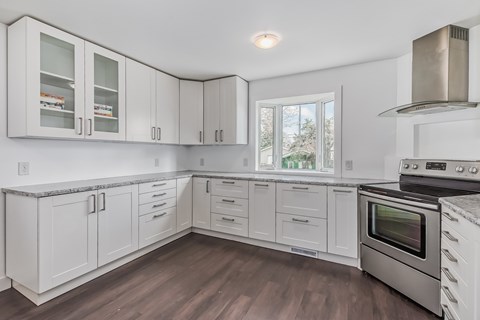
[156,71,179,144]
[177,177,193,232]
[179,80,204,145]
[85,42,126,141]
[249,181,276,242]
[203,79,221,144]
[219,76,248,145]
[125,59,157,143]
[37,191,98,292]
[8,17,86,139]
[192,178,211,229]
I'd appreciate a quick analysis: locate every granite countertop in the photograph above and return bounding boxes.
[2,170,390,198]
[440,195,480,227]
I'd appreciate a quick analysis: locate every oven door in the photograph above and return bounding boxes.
[360,191,440,278]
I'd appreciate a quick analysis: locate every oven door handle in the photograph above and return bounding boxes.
[358,190,439,210]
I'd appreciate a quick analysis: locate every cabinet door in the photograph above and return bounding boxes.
[203,79,220,144]
[97,185,139,267]
[38,191,97,292]
[192,178,211,229]
[249,181,276,242]
[276,213,327,252]
[126,59,156,143]
[327,187,358,258]
[177,177,193,232]
[85,42,126,141]
[17,18,86,139]
[156,71,179,144]
[219,76,248,144]
[179,80,204,145]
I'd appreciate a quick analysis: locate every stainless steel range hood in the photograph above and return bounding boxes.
[379,25,478,117]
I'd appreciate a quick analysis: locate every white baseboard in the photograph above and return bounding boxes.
[0,276,12,292]
[192,228,359,268]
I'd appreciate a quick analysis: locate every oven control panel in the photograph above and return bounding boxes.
[399,159,480,180]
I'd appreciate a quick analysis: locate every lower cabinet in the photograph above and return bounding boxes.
[211,213,248,237]
[193,177,211,229]
[139,207,177,249]
[177,177,193,232]
[276,213,327,252]
[249,181,276,242]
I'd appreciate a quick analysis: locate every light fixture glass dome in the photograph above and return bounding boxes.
[253,33,280,49]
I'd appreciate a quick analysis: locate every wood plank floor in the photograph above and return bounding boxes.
[0,234,439,320]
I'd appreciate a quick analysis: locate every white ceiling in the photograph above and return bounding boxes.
[0,0,479,81]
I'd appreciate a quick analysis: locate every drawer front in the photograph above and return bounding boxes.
[211,196,248,218]
[276,183,327,218]
[441,285,469,320]
[211,179,248,199]
[441,258,471,308]
[139,208,177,249]
[211,213,248,237]
[441,291,461,320]
[275,213,327,252]
[139,197,176,216]
[442,222,471,263]
[441,240,472,284]
[441,207,472,239]
[139,179,176,194]
[139,188,176,205]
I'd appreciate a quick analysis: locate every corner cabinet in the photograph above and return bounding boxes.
[203,76,248,145]
[156,71,179,144]
[179,80,204,145]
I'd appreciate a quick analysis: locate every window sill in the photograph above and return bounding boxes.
[255,169,336,177]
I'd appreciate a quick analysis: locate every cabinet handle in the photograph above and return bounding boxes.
[220,129,224,142]
[152,192,167,197]
[151,127,156,140]
[441,267,458,283]
[152,183,167,187]
[157,127,161,141]
[441,248,458,263]
[153,212,167,219]
[100,192,106,211]
[292,218,309,223]
[199,131,203,143]
[441,286,458,304]
[222,199,235,203]
[442,305,455,320]
[442,212,458,222]
[222,217,235,222]
[89,194,96,214]
[215,130,218,142]
[292,186,309,190]
[222,181,235,184]
[255,183,269,187]
[77,117,83,135]
[442,231,458,242]
[88,118,93,136]
[206,180,210,193]
[152,202,167,208]
[333,189,353,193]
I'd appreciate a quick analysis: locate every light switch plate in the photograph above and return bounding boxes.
[243,158,248,167]
[200,158,205,166]
[154,158,159,167]
[18,162,29,175]
[345,160,353,171]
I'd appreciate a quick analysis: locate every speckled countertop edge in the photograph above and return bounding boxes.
[440,195,480,227]
[2,170,391,198]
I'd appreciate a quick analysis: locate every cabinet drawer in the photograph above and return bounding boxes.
[139,207,176,249]
[211,196,248,218]
[441,292,461,320]
[139,188,176,205]
[276,183,327,218]
[211,213,248,237]
[211,179,248,199]
[139,197,176,216]
[441,285,469,320]
[442,222,472,262]
[275,213,327,252]
[441,240,472,284]
[139,179,176,194]
[441,261,470,309]
[442,207,472,240]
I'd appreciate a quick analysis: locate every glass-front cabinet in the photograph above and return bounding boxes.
[85,42,126,140]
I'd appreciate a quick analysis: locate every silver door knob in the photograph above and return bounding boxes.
[469,167,478,174]
[455,166,464,173]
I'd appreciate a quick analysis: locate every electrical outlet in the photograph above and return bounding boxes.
[18,162,30,176]
[243,158,248,167]
[154,158,159,167]
[200,158,205,166]
[345,160,353,171]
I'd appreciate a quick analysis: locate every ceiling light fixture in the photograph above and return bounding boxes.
[253,33,280,49]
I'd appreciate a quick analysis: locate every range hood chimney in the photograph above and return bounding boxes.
[379,25,478,117]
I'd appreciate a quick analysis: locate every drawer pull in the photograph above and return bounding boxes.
[222,199,235,203]
[152,203,167,208]
[222,181,235,184]
[442,212,458,222]
[152,193,167,197]
[152,183,167,187]
[442,305,455,320]
[442,231,458,242]
[441,267,458,283]
[292,218,309,223]
[333,189,353,193]
[221,217,235,222]
[255,183,269,187]
[441,249,458,263]
[292,186,309,190]
[153,212,167,219]
[442,286,458,304]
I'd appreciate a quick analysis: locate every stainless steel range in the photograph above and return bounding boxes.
[359,159,480,316]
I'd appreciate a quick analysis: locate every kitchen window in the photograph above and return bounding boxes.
[257,93,336,173]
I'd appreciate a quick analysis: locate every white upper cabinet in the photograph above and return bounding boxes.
[126,59,156,143]
[85,42,126,141]
[156,71,179,144]
[179,80,204,145]
[8,17,85,139]
[203,76,248,145]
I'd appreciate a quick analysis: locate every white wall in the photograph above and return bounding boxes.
[187,59,398,180]
[0,23,188,290]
